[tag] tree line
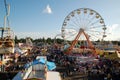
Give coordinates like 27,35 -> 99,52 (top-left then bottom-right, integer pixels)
14,36 -> 64,44
14,35 -> 120,46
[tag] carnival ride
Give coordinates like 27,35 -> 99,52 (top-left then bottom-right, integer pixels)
0,2 -> 14,54
61,8 -> 107,54
0,1 -> 15,71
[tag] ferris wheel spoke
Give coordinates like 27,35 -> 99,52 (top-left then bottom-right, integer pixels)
85,15 -> 97,28
86,13 -> 91,21
87,19 -> 101,28
78,13 -> 85,27
65,32 -> 77,36
64,28 -> 77,33
83,11 -> 91,28
82,13 -> 88,28
82,11 -> 85,26
84,14 -> 91,26
74,16 -> 82,27
67,23 -> 80,29
89,31 -> 103,37
88,25 -> 105,29
65,28 -> 78,32
87,30 -> 102,34
88,33 -> 102,40
64,29 -> 77,35
65,33 -> 77,40
87,32 -> 103,39
70,18 -> 82,28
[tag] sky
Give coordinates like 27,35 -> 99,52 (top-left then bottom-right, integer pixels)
0,0 -> 120,41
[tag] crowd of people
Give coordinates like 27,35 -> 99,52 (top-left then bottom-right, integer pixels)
47,47 -> 120,80
1,43 -> 120,80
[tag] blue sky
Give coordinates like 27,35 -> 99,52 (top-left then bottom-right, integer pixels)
0,0 -> 120,41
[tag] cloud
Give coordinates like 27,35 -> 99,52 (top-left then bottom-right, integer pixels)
107,24 -> 119,34
106,24 -> 120,40
43,4 -> 52,14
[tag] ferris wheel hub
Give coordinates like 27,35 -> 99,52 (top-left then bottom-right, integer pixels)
79,28 -> 84,32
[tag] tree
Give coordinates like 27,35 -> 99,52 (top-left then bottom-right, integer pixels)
15,35 -> 18,44
46,38 -> 52,44
19,38 -> 26,43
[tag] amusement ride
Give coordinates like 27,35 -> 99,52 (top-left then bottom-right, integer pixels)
0,0 -> 14,53
61,8 -> 107,54
0,0 -> 15,71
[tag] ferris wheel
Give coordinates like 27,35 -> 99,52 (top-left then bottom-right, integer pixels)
61,8 -> 107,54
